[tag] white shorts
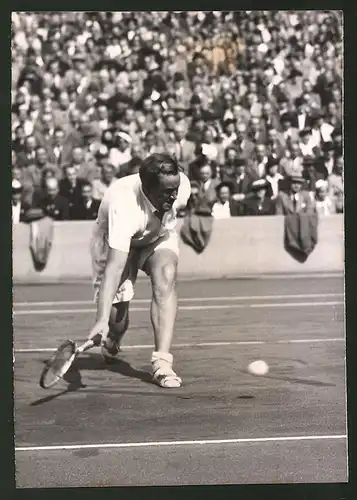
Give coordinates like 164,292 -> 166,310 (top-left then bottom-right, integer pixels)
91,229 -> 180,305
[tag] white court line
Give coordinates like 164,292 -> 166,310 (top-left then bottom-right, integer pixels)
14,338 -> 345,353
13,301 -> 343,316
13,293 -> 343,307
15,434 -> 347,452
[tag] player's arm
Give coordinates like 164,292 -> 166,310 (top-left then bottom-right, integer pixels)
95,248 -> 129,324
88,197 -> 136,341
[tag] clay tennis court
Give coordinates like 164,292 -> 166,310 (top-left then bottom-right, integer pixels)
13,274 -> 347,487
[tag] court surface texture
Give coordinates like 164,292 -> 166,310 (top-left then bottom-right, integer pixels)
13,275 -> 347,488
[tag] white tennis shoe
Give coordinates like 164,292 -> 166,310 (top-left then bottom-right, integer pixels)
151,351 -> 182,388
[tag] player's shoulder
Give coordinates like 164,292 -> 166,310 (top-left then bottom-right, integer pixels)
106,174 -> 140,200
179,171 -> 191,192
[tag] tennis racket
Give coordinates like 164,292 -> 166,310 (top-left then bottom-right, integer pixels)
39,334 -> 101,389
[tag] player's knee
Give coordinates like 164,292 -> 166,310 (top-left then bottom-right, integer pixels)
152,262 -> 177,300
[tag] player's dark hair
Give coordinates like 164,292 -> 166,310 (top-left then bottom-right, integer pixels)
139,153 -> 182,189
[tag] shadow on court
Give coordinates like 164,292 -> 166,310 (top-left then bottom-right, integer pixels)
30,354 -> 153,406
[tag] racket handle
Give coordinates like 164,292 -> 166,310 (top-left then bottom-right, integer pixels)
77,334 -> 102,353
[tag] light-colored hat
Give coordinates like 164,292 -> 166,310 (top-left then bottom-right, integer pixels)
116,131 -> 132,144
315,179 -> 328,190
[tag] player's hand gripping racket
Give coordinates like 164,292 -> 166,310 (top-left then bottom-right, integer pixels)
39,334 -> 101,389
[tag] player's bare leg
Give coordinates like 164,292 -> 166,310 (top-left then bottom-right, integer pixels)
144,248 -> 182,388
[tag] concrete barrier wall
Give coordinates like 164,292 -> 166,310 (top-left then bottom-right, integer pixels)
13,215 -> 344,282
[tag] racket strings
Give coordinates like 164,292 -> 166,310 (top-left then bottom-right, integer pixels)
42,342 -> 76,387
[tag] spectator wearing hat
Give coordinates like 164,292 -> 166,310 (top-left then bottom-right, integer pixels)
314,179 -> 336,216
276,175 -> 314,215
92,163 -> 116,201
108,131 -> 132,173
328,155 -> 343,213
241,179 -> 276,216
265,156 -> 284,199
32,177 -> 70,220
71,181 -> 101,221
212,182 -> 242,219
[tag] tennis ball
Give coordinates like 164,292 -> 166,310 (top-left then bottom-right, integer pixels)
247,360 -> 269,376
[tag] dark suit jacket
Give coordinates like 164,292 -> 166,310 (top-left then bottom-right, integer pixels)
229,199 -> 243,216
71,199 -> 101,220
47,142 -> 74,167
33,193 -> 70,221
198,178 -> 221,208
16,151 -> 37,168
242,197 -> 276,216
221,173 -> 257,195
276,190 -> 315,215
59,178 -> 86,217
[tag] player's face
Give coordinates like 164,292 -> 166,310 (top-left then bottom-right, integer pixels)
150,174 -> 181,212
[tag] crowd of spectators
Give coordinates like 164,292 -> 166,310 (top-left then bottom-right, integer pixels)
12,11 -> 343,224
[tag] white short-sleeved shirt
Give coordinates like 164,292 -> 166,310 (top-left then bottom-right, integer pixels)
94,172 -> 191,253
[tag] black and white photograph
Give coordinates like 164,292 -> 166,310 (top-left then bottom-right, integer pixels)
12,10 -> 346,488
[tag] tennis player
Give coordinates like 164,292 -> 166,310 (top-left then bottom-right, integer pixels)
88,153 -> 191,388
